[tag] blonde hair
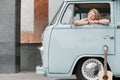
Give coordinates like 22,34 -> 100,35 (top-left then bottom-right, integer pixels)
88,8 -> 101,20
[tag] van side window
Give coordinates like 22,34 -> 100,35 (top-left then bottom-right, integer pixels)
61,3 -> 110,25
61,4 -> 74,24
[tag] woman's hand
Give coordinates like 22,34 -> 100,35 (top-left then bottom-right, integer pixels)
89,19 -> 110,25
74,19 -> 89,26
89,20 -> 99,24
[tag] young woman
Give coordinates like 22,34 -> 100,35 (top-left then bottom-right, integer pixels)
74,8 -> 110,26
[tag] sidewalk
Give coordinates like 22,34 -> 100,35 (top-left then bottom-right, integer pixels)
0,72 -> 76,80
0,72 -> 119,80
0,72 -> 52,80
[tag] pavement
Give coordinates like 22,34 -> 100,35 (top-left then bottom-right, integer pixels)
0,71 -> 120,80
0,71 -> 77,80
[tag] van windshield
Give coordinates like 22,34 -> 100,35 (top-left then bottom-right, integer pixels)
49,3 -> 63,25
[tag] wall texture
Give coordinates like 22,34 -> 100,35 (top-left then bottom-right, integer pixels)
34,0 -> 48,43
21,44 -> 42,71
20,0 -> 48,70
21,0 -> 34,43
0,0 -> 20,73
0,0 -> 63,73
21,0 -> 48,43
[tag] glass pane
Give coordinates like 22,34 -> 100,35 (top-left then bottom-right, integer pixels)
61,4 -> 74,24
74,3 -> 110,20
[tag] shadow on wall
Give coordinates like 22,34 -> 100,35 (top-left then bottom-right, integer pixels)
20,43 -> 42,71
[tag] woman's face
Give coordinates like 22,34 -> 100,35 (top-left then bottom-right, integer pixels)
88,11 -> 96,20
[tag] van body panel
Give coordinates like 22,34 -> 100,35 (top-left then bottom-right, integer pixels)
36,0 -> 120,78
49,24 -> 115,73
111,29 -> 120,75
42,27 -> 53,67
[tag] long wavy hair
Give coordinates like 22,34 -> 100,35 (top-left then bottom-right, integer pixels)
88,8 -> 101,20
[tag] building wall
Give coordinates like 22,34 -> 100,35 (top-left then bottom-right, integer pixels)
21,44 -> 42,71
20,0 -> 64,71
34,0 -> 48,43
21,0 -> 63,43
21,0 -> 48,43
21,0 -> 64,71
20,0 -> 48,70
0,0 -> 63,72
21,0 -> 34,43
0,0 -> 20,73
21,0 -> 34,32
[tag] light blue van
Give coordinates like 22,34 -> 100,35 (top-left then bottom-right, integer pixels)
36,0 -> 120,79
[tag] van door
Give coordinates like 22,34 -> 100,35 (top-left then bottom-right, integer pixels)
71,25 -> 115,55
48,2 -> 115,73
70,3 -> 115,55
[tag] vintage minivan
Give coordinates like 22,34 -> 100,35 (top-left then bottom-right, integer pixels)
36,0 -> 120,79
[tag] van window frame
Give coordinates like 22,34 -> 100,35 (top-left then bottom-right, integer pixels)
59,1 -> 114,27
49,2 -> 64,25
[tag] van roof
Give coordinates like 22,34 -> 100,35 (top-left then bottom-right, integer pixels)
64,0 -> 114,2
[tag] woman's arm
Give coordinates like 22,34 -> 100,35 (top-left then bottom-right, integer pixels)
74,18 -> 89,26
89,19 -> 110,25
99,19 -> 110,25
74,18 -> 110,26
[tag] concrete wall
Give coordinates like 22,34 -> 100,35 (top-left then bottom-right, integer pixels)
20,0 -> 47,70
34,0 -> 48,43
0,0 -> 64,73
20,0 -> 64,71
21,0 -> 34,31
0,0 -> 20,73
21,44 -> 42,71
21,0 -> 35,43
21,0 -> 48,43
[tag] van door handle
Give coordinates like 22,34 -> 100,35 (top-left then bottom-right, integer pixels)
104,35 -> 114,40
117,25 -> 120,29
